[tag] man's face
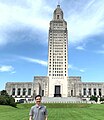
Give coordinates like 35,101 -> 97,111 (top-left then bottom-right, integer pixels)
35,96 -> 41,105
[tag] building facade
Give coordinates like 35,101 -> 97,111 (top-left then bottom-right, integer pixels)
48,5 -> 68,97
5,5 -> 104,102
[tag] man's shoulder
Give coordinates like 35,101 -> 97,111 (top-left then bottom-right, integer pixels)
41,105 -> 47,109
31,105 -> 36,110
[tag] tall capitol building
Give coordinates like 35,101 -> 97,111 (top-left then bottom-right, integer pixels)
6,5 -> 104,102
48,5 -> 68,97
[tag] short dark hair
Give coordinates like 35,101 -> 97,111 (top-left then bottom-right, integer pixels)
35,95 -> 42,100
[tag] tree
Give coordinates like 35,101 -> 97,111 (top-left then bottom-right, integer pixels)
0,90 -> 16,107
0,90 -> 8,96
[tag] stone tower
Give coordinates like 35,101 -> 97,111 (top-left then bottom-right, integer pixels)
48,5 -> 68,97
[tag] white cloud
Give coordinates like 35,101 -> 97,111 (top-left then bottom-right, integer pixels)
68,0 -> 104,44
0,0 -> 104,46
19,56 -> 47,67
0,65 -> 15,73
76,46 -> 85,50
79,69 -> 85,73
68,64 -> 85,73
0,0 -> 50,46
19,56 -> 85,72
11,71 -> 16,74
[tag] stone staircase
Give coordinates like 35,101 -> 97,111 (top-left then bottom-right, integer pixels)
41,97 -> 83,103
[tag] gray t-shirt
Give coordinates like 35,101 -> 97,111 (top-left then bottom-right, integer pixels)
29,105 -> 48,120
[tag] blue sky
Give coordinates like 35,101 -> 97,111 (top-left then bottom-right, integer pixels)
0,0 -> 104,90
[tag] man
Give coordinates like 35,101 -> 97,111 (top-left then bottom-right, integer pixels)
29,95 -> 48,120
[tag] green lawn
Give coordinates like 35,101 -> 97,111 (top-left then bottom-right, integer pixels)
0,103 -> 104,120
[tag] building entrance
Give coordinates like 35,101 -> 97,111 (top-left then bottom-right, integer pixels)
54,85 -> 61,97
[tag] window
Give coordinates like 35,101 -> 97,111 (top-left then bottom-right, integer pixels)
12,88 -> 15,95
99,89 -> 101,96
17,88 -> 21,96
57,15 -> 59,19
42,90 -> 44,96
94,88 -> 96,96
23,88 -> 26,95
88,88 -> 91,95
83,88 -> 86,95
71,90 -> 73,96
28,88 -> 31,95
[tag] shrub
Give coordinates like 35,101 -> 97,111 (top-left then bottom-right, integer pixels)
100,97 -> 104,102
0,90 -> 17,107
90,95 -> 98,102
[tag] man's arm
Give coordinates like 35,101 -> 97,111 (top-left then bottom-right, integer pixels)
44,106 -> 48,120
45,115 -> 48,120
29,106 -> 33,120
29,115 -> 32,120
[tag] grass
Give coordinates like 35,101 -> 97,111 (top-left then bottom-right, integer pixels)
0,103 -> 104,120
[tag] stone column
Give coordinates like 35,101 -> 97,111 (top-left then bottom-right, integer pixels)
96,88 -> 99,96
91,88 -> 93,96
81,88 -> 83,96
21,88 -> 23,96
86,88 -> 89,96
15,88 -> 17,96
102,85 -> 104,97
25,87 -> 28,96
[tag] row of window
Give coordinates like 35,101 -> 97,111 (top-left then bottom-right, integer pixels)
49,33 -> 67,35
49,67 -> 66,70
52,53 -> 63,55
50,35 -> 66,38
83,88 -> 102,96
50,50 -> 66,53
49,40 -> 67,43
53,59 -> 63,61
50,40 -> 66,43
51,45 -> 63,47
49,68 -> 67,71
49,74 -> 66,76
51,57 -> 66,61
12,88 -> 31,96
49,71 -> 66,73
49,61 -> 66,64
51,54 -> 66,58
50,45 -> 66,47
53,27 -> 66,30
50,41 -> 67,43
49,47 -> 66,50
50,50 -> 63,52
53,68 -> 63,70
49,65 -> 63,67
53,23 -> 63,26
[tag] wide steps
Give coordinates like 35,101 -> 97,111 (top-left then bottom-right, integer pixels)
41,97 -> 83,103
